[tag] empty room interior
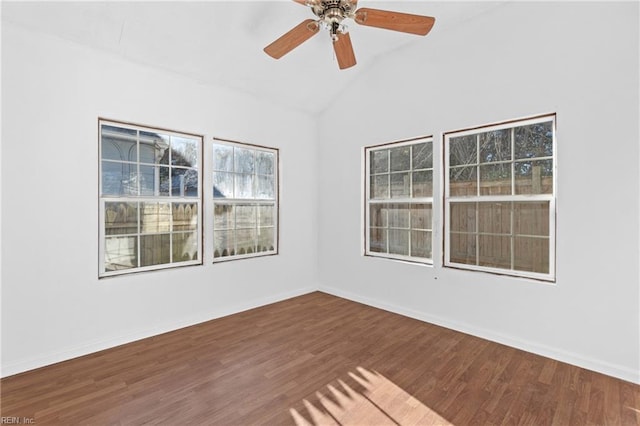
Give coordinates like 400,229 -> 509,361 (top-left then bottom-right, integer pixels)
1,1 -> 639,424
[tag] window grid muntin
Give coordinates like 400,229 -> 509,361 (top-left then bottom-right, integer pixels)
101,201 -> 201,271
212,140 -> 278,262
102,200 -> 198,269
99,120 -> 202,277
369,200 -> 433,257
448,136 -> 553,198
448,199 -> 551,272
365,137 -> 433,263
444,114 -> 556,281
212,200 -> 276,256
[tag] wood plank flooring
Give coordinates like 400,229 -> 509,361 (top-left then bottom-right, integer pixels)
2,292 -> 639,425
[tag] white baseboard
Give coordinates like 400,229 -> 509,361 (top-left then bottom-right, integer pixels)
1,286 -> 316,378
319,284 -> 640,385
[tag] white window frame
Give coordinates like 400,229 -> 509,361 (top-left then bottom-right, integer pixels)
443,114 -> 556,281
99,119 -> 203,277
212,138 -> 279,262
364,136 -> 434,264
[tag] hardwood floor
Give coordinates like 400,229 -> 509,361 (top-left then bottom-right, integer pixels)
2,292 -> 639,425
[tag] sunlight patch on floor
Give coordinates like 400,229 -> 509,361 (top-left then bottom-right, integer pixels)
290,366 -> 453,426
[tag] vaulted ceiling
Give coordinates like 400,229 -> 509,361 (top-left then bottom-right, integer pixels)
3,1 -> 507,114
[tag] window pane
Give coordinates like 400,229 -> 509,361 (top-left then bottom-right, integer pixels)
257,227 -> 275,252
515,121 -> 553,159
514,237 -> 549,273
479,129 -> 511,163
100,121 -> 202,275
411,230 -> 432,258
140,165 -> 156,197
105,202 -> 138,235
235,173 -> 254,199
214,204 -> 234,230
139,132 -> 169,165
371,150 -> 389,174
478,202 -> 511,234
514,202 -> 550,236
235,147 -> 255,174
256,151 -> 274,175
214,230 -> 235,257
412,142 -> 433,169
213,144 -> 234,172
101,125 -> 137,162
410,204 -> 432,230
102,161 -> 137,196
172,203 -> 198,231
390,173 -> 410,198
412,170 -> 433,197
450,202 -> 477,233
139,144 -> 160,165
171,136 -> 198,168
370,175 -> 389,199
172,168 -> 199,197
479,163 -> 512,196
478,235 -> 511,269
173,232 -> 198,262
213,172 -> 233,198
159,167 -> 171,196
449,135 -> 476,166
212,142 -> 277,262
449,166 -> 477,196
388,229 -> 409,255
450,233 -> 476,265
105,236 -> 137,271
140,165 -> 170,197
514,159 -> 553,194
235,205 -> 256,228
141,202 -> 171,233
367,139 -> 432,262
388,204 -> 410,228
236,229 -> 257,254
369,228 -> 387,253
140,234 -> 170,266
258,205 -> 275,227
370,204 -> 388,227
445,116 -> 555,279
390,146 -> 410,172
256,175 -> 275,199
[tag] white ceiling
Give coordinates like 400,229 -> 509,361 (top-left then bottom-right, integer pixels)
2,1 -> 507,114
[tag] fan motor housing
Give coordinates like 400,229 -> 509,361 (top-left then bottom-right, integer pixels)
312,0 -> 356,24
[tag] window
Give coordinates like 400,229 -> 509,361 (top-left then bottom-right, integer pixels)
444,114 -> 556,281
99,120 -> 202,276
365,137 -> 434,263
212,139 -> 278,261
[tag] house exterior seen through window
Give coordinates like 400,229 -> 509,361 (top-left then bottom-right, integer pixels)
444,114 -> 556,281
213,139 -> 278,261
99,120 -> 203,277
365,137 -> 434,263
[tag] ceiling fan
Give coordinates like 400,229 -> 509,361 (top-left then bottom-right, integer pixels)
264,0 -> 435,70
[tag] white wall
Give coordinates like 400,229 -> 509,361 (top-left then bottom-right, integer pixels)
1,23 -> 319,376
317,2 -> 640,383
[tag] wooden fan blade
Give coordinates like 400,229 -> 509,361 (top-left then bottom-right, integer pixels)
333,32 -> 356,70
354,8 -> 435,36
264,19 -> 320,59
292,0 -> 307,5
